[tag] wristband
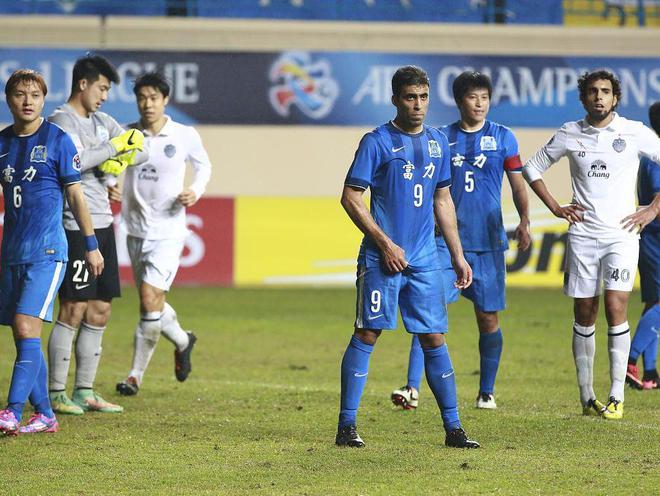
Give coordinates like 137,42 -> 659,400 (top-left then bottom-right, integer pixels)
84,235 -> 99,252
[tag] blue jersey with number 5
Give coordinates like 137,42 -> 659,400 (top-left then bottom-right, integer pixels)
345,122 -> 451,271
0,120 -> 81,265
439,120 -> 522,252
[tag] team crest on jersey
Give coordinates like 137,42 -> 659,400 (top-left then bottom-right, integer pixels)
2,164 -> 15,183
30,145 -> 47,163
428,140 -> 442,158
72,154 -> 81,172
96,126 -> 110,141
480,136 -> 497,151
402,161 -> 415,180
164,144 -> 176,158
612,138 -> 626,153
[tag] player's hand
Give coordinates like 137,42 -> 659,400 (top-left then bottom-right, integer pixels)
621,204 -> 660,233
85,249 -> 104,278
107,184 -> 121,203
110,129 -> 144,154
98,151 -> 137,176
452,256 -> 472,289
514,220 -> 532,251
177,188 -> 198,207
553,203 -> 586,225
381,241 -> 408,273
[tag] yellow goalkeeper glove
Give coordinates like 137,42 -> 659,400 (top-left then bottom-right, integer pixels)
110,129 -> 144,154
97,151 -> 137,176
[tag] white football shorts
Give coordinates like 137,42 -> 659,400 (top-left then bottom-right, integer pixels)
127,235 -> 186,291
564,235 -> 639,297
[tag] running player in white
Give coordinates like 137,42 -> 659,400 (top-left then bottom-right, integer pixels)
523,70 -> 660,420
47,54 -> 147,415
115,72 -> 211,396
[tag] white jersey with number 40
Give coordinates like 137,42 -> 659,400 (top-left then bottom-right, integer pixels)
523,113 -> 660,240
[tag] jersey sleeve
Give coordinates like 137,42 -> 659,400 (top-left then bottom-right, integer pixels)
57,132 -> 82,185
522,126 -> 568,183
502,128 -> 522,172
344,133 -> 380,190
185,126 -> 212,200
436,134 -> 451,189
637,123 -> 660,164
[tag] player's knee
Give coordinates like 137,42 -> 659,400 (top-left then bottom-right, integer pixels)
476,311 -> 499,333
418,333 -> 445,348
139,285 -> 165,313
85,300 -> 112,327
57,300 -> 88,328
354,328 -> 380,345
12,315 -> 40,339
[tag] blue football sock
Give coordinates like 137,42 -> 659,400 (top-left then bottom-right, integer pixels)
423,343 -> 461,432
630,305 -> 660,364
338,335 -> 374,429
6,338 -> 42,421
407,335 -> 424,391
479,329 -> 503,394
28,350 -> 54,418
640,307 -> 660,372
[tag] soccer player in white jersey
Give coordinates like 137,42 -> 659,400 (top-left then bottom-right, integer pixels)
47,55 -> 147,416
115,72 -> 211,396
523,70 -> 660,420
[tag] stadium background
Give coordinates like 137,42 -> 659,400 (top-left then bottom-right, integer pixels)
0,0 -> 658,288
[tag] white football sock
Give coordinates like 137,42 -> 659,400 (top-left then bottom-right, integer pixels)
572,322 -> 596,406
160,303 -> 189,352
48,320 -> 78,392
74,322 -> 105,390
608,322 -> 630,403
128,312 -> 162,384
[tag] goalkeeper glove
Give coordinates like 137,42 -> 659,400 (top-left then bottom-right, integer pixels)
110,129 -> 144,154
97,151 -> 137,176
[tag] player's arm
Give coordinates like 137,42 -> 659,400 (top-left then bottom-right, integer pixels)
434,186 -> 472,289
523,129 -> 585,225
178,128 -> 212,207
64,182 -> 104,278
340,185 -> 407,273
506,171 -> 531,250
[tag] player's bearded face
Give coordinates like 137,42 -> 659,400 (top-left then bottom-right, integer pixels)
392,84 -> 429,132
584,79 -> 617,122
7,81 -> 45,125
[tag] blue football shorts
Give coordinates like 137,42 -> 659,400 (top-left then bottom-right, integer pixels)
354,265 -> 448,334
639,230 -> 660,303
437,243 -> 506,312
0,260 -> 66,326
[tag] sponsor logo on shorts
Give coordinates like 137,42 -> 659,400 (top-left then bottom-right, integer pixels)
441,370 -> 454,379
367,314 -> 383,320
353,372 -> 368,377
75,283 -> 91,290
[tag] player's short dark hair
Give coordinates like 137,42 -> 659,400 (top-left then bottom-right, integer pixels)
452,71 -> 492,105
391,66 -> 430,98
577,70 -> 621,108
71,54 -> 119,94
133,72 -> 170,98
5,69 -> 47,97
649,101 -> 660,136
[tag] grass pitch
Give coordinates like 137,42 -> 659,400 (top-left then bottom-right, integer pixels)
0,287 -> 658,495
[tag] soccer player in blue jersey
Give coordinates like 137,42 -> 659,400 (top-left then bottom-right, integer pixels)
626,101 -> 660,390
391,71 -> 531,411
336,66 -> 479,449
0,70 -> 103,435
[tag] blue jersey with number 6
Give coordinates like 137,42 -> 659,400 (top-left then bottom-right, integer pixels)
0,120 -> 81,266
438,120 -> 522,252
345,122 -> 451,271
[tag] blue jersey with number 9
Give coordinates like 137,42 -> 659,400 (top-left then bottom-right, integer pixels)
345,122 -> 451,271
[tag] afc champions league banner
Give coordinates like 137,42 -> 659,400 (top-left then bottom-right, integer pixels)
0,48 -> 658,127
